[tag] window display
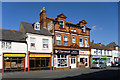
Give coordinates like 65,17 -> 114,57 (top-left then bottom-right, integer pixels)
57,55 -> 67,67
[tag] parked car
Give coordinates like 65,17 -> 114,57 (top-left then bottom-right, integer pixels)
111,62 -> 120,67
91,62 -> 106,69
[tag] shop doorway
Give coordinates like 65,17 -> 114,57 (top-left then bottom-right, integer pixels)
71,56 -> 76,68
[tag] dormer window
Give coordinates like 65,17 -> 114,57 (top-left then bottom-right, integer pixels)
60,20 -> 64,28
82,25 -> 85,32
34,22 -> 40,30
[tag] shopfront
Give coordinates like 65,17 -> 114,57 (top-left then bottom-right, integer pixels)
78,51 -> 90,68
28,53 -> 52,71
70,50 -> 79,68
3,53 -> 26,72
53,49 -> 70,69
106,56 -> 112,66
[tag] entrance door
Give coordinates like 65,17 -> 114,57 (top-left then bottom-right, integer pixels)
71,56 -> 76,68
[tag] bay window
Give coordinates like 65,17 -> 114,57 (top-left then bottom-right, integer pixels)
64,36 -> 68,46
43,39 -> 49,49
57,55 -> 68,67
85,39 -> 89,47
56,35 -> 61,45
79,38 -> 83,47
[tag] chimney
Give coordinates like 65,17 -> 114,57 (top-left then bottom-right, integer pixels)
92,40 -> 94,44
40,7 -> 47,28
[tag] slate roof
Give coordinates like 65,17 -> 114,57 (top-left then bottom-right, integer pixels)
91,43 -> 110,50
20,22 -> 52,36
106,42 -> 119,48
0,29 -> 26,42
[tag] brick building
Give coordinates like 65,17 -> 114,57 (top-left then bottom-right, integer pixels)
40,7 -> 91,69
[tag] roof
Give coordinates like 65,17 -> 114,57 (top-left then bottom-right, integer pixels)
20,22 -> 52,36
106,42 -> 119,48
91,43 -> 111,50
0,28 -> 26,42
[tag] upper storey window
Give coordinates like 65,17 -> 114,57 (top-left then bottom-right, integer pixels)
60,20 -> 64,28
56,35 -> 61,45
34,22 -> 40,30
82,25 -> 85,32
1,41 -> 11,49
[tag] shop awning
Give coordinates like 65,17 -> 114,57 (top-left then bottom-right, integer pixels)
4,54 -> 25,57
30,54 -> 51,57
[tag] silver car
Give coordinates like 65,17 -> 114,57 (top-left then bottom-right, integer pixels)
92,62 -> 106,69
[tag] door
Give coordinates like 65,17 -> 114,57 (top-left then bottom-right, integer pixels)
71,56 -> 76,68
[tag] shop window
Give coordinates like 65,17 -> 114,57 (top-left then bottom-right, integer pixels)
57,55 -> 67,67
72,37 -> 76,43
43,39 -> 49,49
30,37 -> 36,49
79,38 -> 83,47
85,39 -> 89,47
60,20 -> 64,28
56,35 -> 61,45
80,58 -> 85,64
64,36 -> 68,46
4,57 -> 24,70
1,41 -> 11,49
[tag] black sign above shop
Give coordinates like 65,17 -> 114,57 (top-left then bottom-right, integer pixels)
54,49 -> 79,55
54,49 -> 71,54
70,50 -> 79,55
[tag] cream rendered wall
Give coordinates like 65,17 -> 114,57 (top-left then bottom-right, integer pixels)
26,33 -> 53,53
0,41 -> 27,69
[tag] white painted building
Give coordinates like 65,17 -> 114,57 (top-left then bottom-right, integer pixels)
91,40 -> 112,66
0,29 -> 27,73
20,21 -> 53,71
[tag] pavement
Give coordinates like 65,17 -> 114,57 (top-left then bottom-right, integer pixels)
1,67 -> 120,80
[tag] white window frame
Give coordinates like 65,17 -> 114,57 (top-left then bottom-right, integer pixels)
57,55 -> 68,67
42,39 -> 49,49
30,37 -> 36,49
79,38 -> 83,47
34,23 -> 40,30
85,38 -> 89,47
82,25 -> 85,32
72,36 -> 76,43
1,41 -> 11,49
64,36 -> 68,46
60,20 -> 64,28
56,35 -> 61,45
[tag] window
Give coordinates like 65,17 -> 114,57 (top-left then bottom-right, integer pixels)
72,37 -> 76,43
57,55 -> 67,67
43,39 -> 49,49
96,49 -> 98,55
74,29 -> 76,32
100,50 -> 102,55
85,39 -> 89,47
82,25 -> 85,32
79,38 -> 83,47
56,35 -> 61,45
104,50 -> 106,55
71,29 -> 73,32
60,20 -> 64,28
1,41 -> 11,49
34,23 -> 40,30
64,36 -> 68,46
30,37 -> 35,49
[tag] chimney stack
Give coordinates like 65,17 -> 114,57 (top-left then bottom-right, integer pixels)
92,40 -> 94,44
40,7 -> 47,28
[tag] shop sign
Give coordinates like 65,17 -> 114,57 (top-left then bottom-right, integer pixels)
30,54 -> 51,57
71,50 -> 79,55
54,49 -> 71,54
4,54 -> 25,57
79,51 -> 90,54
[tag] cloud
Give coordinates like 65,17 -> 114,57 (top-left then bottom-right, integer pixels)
91,26 -> 103,31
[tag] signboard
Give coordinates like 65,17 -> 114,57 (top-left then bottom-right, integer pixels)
54,49 -> 71,54
71,50 -> 79,55
79,51 -> 90,55
30,54 -> 51,57
4,54 -> 25,57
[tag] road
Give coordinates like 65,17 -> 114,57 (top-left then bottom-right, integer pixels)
2,67 -> 120,80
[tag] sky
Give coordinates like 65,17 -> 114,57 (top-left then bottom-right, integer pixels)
2,2 -> 118,45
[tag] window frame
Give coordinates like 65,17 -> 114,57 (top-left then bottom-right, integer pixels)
30,37 -> 36,49
60,20 -> 64,28
82,25 -> 85,33
1,41 -> 11,49
34,23 -> 40,30
42,39 -> 49,49
85,38 -> 89,47
57,55 -> 68,67
72,36 -> 76,43
64,36 -> 68,46
56,35 -> 61,45
79,38 -> 83,47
